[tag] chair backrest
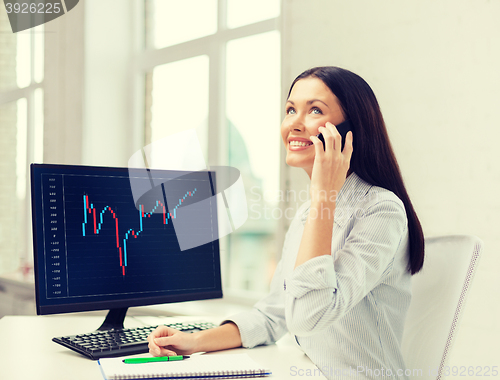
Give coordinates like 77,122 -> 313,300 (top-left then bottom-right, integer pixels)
401,235 -> 482,380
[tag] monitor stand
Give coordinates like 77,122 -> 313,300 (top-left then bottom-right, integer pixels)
97,307 -> 129,331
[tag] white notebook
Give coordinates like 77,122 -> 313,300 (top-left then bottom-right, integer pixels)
98,353 -> 272,380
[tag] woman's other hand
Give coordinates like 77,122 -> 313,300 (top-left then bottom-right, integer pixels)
148,322 -> 242,357
147,326 -> 198,357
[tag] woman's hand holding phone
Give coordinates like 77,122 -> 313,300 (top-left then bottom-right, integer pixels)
294,122 -> 353,269
309,121 -> 354,205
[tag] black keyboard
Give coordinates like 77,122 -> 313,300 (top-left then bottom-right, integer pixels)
53,321 -> 217,360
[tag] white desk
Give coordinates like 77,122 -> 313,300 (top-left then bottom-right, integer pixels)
0,315 -> 326,379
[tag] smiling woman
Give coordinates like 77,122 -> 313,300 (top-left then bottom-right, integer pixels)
147,66 -> 425,380
281,77 -> 346,177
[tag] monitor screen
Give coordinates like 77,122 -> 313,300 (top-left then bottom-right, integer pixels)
31,163 -> 222,316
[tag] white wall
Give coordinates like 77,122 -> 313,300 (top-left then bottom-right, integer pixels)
43,1 -> 84,165
82,0 -> 136,167
44,0 -> 138,167
282,0 -> 500,368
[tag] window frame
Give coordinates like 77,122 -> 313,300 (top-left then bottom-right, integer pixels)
0,27 -> 44,271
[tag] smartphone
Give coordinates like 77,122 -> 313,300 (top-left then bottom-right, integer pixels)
316,119 -> 352,151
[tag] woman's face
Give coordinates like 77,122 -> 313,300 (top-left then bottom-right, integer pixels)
281,77 -> 345,177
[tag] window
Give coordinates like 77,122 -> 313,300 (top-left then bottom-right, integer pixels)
0,12 -> 44,275
139,0 -> 281,297
225,31 -> 281,293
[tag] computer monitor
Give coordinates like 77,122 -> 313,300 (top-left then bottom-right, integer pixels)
30,163 -> 222,330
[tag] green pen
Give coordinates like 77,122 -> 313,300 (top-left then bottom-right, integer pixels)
123,355 -> 190,364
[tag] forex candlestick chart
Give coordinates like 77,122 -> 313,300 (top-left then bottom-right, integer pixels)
82,189 -> 197,276
35,167 -> 219,303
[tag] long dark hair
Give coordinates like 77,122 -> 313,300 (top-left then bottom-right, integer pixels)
289,66 -> 424,275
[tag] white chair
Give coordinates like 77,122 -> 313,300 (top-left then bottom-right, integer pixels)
401,235 -> 483,380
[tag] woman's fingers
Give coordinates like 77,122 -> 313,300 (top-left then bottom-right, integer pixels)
148,336 -> 177,357
147,325 -> 198,357
149,344 -> 177,357
320,122 -> 342,152
148,338 -> 166,356
154,336 -> 174,346
309,134 -> 324,157
317,126 -> 333,153
148,326 -> 175,342
147,326 -> 179,356
156,347 -> 177,357
343,131 -> 354,158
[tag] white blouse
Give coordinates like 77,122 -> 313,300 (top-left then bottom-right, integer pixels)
225,172 -> 412,379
